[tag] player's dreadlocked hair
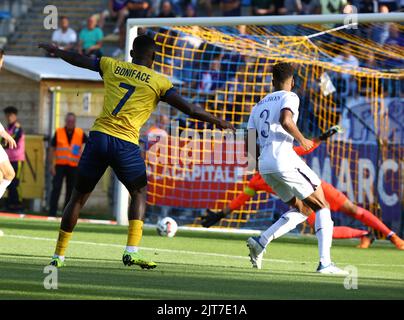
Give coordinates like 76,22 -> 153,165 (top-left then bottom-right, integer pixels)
0,49 -> 4,59
272,62 -> 295,84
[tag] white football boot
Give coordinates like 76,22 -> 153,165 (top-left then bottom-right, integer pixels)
316,262 -> 349,275
246,236 -> 265,269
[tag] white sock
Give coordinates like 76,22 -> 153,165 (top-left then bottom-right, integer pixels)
315,208 -> 333,266
259,209 -> 308,247
125,246 -> 138,253
53,254 -> 65,262
0,179 -> 12,199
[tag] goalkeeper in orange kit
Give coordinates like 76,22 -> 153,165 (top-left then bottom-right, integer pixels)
202,126 -> 404,250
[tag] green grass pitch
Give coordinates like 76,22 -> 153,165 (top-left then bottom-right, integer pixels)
0,217 -> 403,300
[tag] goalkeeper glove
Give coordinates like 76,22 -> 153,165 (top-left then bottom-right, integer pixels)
201,209 -> 226,228
319,125 -> 344,141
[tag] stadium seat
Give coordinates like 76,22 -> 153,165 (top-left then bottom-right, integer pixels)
0,11 -> 11,19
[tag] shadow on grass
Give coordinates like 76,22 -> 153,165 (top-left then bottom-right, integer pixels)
1,260 -> 403,300
1,218 -> 395,249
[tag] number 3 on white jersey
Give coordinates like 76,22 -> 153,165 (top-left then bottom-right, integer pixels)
260,109 -> 270,138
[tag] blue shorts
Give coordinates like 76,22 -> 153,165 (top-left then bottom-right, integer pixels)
76,131 -> 146,193
113,0 -> 127,12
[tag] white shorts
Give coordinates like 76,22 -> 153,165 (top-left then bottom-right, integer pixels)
0,146 -> 9,163
261,162 -> 321,202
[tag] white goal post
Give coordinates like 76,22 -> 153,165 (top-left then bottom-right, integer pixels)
114,12 -> 404,225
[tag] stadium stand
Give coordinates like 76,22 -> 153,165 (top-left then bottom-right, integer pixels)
5,0 -> 106,56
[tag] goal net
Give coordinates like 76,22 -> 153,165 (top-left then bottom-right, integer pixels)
126,15 -> 403,235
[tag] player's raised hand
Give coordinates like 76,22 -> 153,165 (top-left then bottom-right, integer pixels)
38,42 -> 58,55
299,137 -> 314,151
0,131 -> 17,149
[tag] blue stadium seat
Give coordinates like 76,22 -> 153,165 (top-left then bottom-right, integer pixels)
0,11 -> 11,19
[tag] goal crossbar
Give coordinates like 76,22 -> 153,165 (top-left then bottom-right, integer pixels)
126,13 -> 404,28
124,13 -> 404,62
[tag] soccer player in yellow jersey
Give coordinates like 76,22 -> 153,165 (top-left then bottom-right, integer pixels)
39,35 -> 233,269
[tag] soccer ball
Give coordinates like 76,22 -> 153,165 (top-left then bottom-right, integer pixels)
156,217 -> 178,238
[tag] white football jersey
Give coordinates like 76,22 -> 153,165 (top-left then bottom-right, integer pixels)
247,90 -> 304,173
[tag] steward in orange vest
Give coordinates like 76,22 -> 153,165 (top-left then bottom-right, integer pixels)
54,127 -> 84,167
48,113 -> 88,216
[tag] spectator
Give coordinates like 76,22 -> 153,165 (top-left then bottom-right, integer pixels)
78,16 -> 104,58
199,55 -> 222,93
183,3 -> 197,16
182,0 -> 212,16
370,5 -> 391,45
274,0 -> 288,14
378,0 -> 400,11
308,0 -> 347,14
300,0 -> 312,13
220,0 -> 242,16
99,0 -> 129,34
48,113 -> 88,217
158,0 -> 177,17
285,0 -> 303,14
126,0 -> 152,18
197,0 -> 213,16
170,0 -> 184,15
252,0 -> 288,15
358,0 -> 377,13
384,24 -> 404,68
51,16 -> 77,51
2,107 -> 25,212
342,3 -> 355,13
385,23 -> 404,47
252,0 -> 275,15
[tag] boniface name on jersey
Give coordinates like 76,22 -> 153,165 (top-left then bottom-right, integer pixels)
114,66 -> 151,83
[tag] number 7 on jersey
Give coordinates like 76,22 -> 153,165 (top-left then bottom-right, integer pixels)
112,82 -> 136,116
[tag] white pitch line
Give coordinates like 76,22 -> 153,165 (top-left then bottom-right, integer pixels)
3,234 -> 281,262
2,234 -> 403,268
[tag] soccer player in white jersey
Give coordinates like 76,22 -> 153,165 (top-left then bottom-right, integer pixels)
246,62 -> 347,275
0,50 -> 18,208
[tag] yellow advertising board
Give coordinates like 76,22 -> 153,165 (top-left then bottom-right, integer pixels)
20,135 -> 45,199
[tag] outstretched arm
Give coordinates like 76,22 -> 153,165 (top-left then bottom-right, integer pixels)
164,91 -> 234,130
38,43 -> 99,72
293,125 -> 344,156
